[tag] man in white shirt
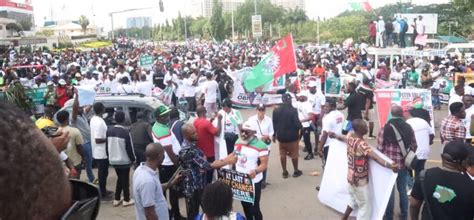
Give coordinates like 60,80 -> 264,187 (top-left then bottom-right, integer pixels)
182,72 -> 198,112
406,109 -> 434,177
297,91 -> 316,160
248,103 -> 274,188
318,98 -> 345,162
201,72 -> 219,116
135,74 -> 153,96
462,95 -> 474,143
448,85 -> 464,114
89,102 -> 111,201
376,16 -> 385,48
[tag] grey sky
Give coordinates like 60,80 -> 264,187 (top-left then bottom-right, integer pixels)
31,0 -> 449,30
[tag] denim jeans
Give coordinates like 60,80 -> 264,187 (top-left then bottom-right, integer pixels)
385,168 -> 408,220
83,142 -> 95,182
95,159 -> 109,196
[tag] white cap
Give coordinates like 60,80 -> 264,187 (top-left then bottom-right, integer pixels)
47,81 -> 54,86
242,121 -> 257,132
58,79 -> 66,85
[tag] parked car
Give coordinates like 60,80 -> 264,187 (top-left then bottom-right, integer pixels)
57,94 -> 187,126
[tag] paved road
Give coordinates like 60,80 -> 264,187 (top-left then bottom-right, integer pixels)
95,106 -> 447,220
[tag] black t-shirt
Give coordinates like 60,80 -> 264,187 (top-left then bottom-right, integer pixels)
357,86 -> 374,110
345,92 -> 364,121
272,105 -> 302,143
153,72 -> 165,89
411,167 -> 474,220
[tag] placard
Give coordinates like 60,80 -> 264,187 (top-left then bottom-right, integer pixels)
218,169 -> 255,204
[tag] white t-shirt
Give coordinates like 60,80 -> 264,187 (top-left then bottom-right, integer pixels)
203,80 -> 219,104
297,101 -> 313,128
407,117 -> 434,160
90,115 -> 108,159
463,105 -> 474,139
321,110 -> 345,148
116,84 -> 135,94
136,81 -> 153,96
308,91 -> 326,115
248,115 -> 274,150
219,109 -> 243,134
235,139 -> 269,183
182,78 -> 196,97
416,20 -> 425,34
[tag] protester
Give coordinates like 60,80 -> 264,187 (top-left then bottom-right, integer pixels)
194,106 -> 223,184
330,119 -> 397,220
357,77 -> 376,139
219,98 -> 243,155
133,143 -> 181,220
130,110 -> 153,165
462,95 -> 474,144
406,108 -> 434,178
56,110 -> 85,179
231,121 -> 268,220
248,103 -> 274,187
377,104 -> 418,220
296,91 -> 315,160
441,102 -> 466,148
179,123 -> 237,219
0,102 -> 74,219
70,89 -> 95,182
151,105 -> 184,220
410,141 -> 474,220
106,111 -> 136,207
465,147 -> 474,180
201,72 -> 219,116
196,181 -> 246,220
273,93 -> 303,178
90,102 -> 112,200
338,82 -> 363,134
318,98 -> 345,161
169,107 -> 185,145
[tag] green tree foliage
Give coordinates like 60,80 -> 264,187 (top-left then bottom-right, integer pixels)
209,0 -> 225,41
234,0 -> 285,36
79,15 -> 90,33
453,0 -> 474,12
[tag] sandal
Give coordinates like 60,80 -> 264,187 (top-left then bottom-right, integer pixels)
282,171 -> 289,179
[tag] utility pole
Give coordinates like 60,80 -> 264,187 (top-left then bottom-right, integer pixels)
254,0 -> 257,15
231,8 -> 235,42
184,18 -> 188,41
317,16 -> 320,45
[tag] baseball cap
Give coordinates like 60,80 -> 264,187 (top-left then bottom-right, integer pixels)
256,103 -> 266,111
58,79 -> 67,85
154,105 -> 171,117
242,121 -> 257,132
443,141 -> 469,163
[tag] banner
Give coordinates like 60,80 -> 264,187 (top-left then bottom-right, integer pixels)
318,140 -> 397,220
152,87 -> 173,106
375,89 -> 434,128
401,49 -> 446,57
375,79 -> 398,89
218,169 -> 255,204
231,68 -> 284,107
454,73 -> 474,85
139,55 -> 154,70
325,76 -> 342,97
439,76 -> 453,103
27,87 -> 47,113
76,85 -> 96,107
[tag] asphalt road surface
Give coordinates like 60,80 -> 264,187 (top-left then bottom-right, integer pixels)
95,105 -> 447,220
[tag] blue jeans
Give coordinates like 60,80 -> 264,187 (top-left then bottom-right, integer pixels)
83,142 -> 95,182
385,168 -> 408,220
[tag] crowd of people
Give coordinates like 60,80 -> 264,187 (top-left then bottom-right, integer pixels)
0,35 -> 474,220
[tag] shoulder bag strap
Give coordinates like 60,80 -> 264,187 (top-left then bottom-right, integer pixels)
256,118 -> 264,135
419,169 -> 433,219
389,123 -> 408,157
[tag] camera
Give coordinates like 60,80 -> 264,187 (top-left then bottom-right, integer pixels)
41,126 -> 59,138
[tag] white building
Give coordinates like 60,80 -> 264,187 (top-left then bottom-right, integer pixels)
194,0 -> 305,17
271,0 -> 305,11
41,22 -> 98,37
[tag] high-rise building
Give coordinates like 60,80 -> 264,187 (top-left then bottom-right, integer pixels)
195,0 -> 305,17
126,17 -> 152,29
200,0 -> 245,18
0,0 -> 34,26
271,0 -> 305,11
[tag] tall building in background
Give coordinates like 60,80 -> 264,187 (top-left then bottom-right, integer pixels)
201,0 -> 245,17
126,17 -> 152,29
196,0 -> 305,17
0,0 -> 34,25
271,0 -> 305,11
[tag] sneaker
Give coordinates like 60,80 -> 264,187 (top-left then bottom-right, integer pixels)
367,136 -> 376,140
123,199 -> 135,207
113,199 -> 123,207
304,153 -> 314,160
282,171 -> 289,179
106,190 -> 114,197
92,178 -> 99,185
293,170 -> 303,178
407,189 -> 412,196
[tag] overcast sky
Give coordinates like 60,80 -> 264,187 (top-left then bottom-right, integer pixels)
31,0 -> 449,30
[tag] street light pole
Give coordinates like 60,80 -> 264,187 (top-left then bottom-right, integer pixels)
317,16 -> 320,45
254,0 -> 257,15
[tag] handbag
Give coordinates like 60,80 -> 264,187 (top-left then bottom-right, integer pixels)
389,124 -> 418,170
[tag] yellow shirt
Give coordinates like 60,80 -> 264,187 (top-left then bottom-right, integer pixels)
61,126 -> 84,166
35,117 -> 55,129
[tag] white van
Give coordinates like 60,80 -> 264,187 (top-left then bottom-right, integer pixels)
444,43 -> 474,58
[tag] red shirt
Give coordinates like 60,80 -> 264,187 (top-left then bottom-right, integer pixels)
369,23 -> 376,37
194,118 -> 218,158
56,86 -> 69,107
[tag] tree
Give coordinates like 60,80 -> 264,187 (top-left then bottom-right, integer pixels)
78,15 -> 90,34
234,0 -> 285,38
453,0 -> 474,12
19,20 -> 33,31
209,0 -> 225,41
